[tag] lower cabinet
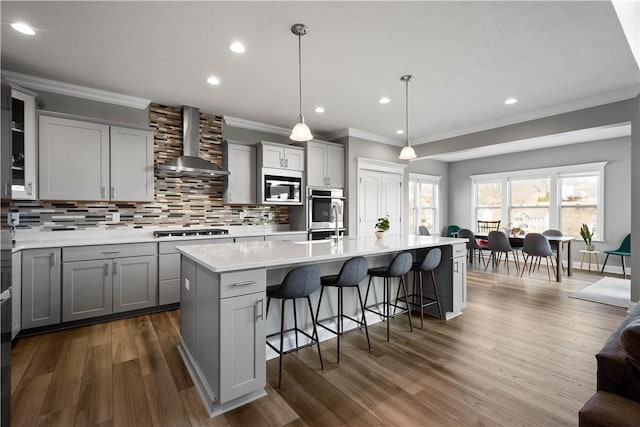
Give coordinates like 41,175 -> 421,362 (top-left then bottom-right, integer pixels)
180,259 -> 266,409
452,243 -> 467,314
22,248 -> 61,329
61,243 -> 157,322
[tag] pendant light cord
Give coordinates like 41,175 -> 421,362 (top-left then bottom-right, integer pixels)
298,33 -> 303,120
405,77 -> 409,145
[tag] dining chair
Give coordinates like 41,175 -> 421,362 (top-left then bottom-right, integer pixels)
477,220 -> 501,234
543,229 -> 565,272
520,233 -> 556,280
485,230 -> 520,275
601,234 -> 631,278
446,225 -> 460,237
457,228 -> 486,265
418,225 -> 430,236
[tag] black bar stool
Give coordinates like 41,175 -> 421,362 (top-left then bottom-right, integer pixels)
363,251 -> 413,342
400,247 -> 443,328
315,256 -> 371,363
265,265 -> 323,388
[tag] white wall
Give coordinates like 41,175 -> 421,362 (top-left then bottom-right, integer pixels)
448,137 -> 631,269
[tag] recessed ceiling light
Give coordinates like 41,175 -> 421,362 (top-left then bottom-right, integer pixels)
379,97 -> 391,104
396,129 -> 404,135
230,42 -> 245,53
206,76 -> 221,85
314,106 -> 325,113
11,22 -> 35,35
505,98 -> 518,105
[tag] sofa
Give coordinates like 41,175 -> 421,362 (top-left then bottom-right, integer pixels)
579,303 -> 640,426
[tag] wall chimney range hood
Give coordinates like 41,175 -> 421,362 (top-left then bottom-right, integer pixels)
155,106 -> 230,177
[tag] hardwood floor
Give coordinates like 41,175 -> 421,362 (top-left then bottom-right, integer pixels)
11,265 -> 627,426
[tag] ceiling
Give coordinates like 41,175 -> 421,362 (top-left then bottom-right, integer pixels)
1,1 -> 638,150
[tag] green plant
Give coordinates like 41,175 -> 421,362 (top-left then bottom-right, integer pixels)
580,223 -> 594,246
375,216 -> 390,232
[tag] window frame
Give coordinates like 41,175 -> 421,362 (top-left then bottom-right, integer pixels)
471,162 -> 606,241
408,173 -> 440,235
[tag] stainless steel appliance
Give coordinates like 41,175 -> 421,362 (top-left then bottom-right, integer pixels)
0,78 -> 12,427
308,188 -> 345,240
261,169 -> 302,205
153,228 -> 229,238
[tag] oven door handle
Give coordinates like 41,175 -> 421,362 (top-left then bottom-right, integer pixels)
309,195 -> 346,200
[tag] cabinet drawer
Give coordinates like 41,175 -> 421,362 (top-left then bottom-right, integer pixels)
159,278 -> 180,305
63,242 -> 156,262
452,244 -> 466,257
220,269 -> 266,299
159,253 -> 180,280
158,237 -> 234,254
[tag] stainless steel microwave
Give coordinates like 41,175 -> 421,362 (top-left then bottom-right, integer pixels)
259,168 -> 303,205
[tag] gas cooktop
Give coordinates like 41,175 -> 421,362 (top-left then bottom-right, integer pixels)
153,228 -> 229,238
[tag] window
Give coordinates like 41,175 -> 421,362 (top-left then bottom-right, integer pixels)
471,162 -> 605,239
408,173 -> 440,234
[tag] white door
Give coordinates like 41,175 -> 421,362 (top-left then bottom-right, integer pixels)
359,170 -> 381,234
381,173 -> 403,231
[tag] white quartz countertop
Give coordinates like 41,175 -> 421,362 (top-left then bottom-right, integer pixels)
11,226 -> 308,252
178,234 -> 467,273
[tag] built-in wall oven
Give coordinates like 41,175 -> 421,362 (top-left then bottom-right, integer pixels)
308,188 -> 345,240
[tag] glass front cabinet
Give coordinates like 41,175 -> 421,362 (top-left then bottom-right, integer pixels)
11,88 -> 38,200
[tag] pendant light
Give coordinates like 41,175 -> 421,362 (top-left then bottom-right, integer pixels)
398,74 -> 417,160
289,23 -> 313,141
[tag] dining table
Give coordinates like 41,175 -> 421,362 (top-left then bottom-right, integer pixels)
475,233 -> 576,282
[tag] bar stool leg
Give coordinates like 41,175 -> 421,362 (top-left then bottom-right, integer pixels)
293,299 -> 299,350
385,277 -> 390,342
337,287 -> 342,363
278,299 -> 285,388
431,270 -> 443,320
314,285 -> 325,326
400,275 -> 413,332
418,270 -> 424,329
356,286 -> 371,352
306,296 -> 323,370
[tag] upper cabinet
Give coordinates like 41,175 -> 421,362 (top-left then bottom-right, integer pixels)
306,140 -> 344,188
223,142 -> 256,204
38,115 -> 154,202
11,88 -> 38,200
258,141 -> 304,171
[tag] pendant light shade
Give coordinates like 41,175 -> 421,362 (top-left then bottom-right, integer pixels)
398,74 -> 417,160
290,23 -> 313,142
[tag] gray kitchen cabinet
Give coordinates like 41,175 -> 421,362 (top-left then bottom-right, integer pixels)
62,243 -> 157,321
158,238 -> 233,305
223,142 -> 256,204
11,251 -> 21,338
22,248 -> 61,329
11,88 -> 38,200
39,114 -> 154,201
110,126 -> 154,202
306,140 -> 344,188
62,259 -> 113,321
258,141 -> 304,171
180,260 -> 266,409
451,244 -> 467,314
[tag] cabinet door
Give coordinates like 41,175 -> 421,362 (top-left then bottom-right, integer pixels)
180,257 -> 197,356
110,126 -> 154,202
326,144 -> 344,188
306,142 -> 326,187
381,173 -> 403,228
11,90 -> 37,200
62,259 -> 113,322
359,170 -> 381,233
12,252 -> 22,338
452,255 -> 467,313
39,115 -> 110,200
219,292 -> 266,404
22,248 -> 61,329
262,145 -> 284,169
112,255 -> 157,313
224,144 -> 256,204
284,147 -> 304,171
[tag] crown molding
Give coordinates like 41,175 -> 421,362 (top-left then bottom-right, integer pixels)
223,115 -> 291,137
325,127 -> 402,146
1,70 -> 151,110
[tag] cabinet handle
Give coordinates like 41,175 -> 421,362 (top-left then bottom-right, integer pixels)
279,159 -> 283,168
454,261 -> 459,274
50,253 -> 57,267
286,159 -> 289,168
101,251 -> 120,255
101,187 -> 106,199
111,186 -> 117,199
232,280 -> 257,287
26,182 -> 32,195
4,182 -> 9,197
104,263 -> 109,276
255,298 -> 264,321
113,262 -> 118,275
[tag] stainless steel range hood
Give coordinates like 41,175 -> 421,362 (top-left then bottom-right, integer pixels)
155,106 -> 229,176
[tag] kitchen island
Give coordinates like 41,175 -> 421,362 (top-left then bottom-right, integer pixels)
177,234 -> 467,416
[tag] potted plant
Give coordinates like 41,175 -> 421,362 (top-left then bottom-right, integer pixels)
375,216 -> 390,239
512,227 -> 522,237
580,223 -> 595,251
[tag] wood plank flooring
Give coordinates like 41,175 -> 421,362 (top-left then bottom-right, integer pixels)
11,265 -> 627,426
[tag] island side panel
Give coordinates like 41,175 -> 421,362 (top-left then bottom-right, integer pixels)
195,264 -> 221,403
181,257 -> 197,356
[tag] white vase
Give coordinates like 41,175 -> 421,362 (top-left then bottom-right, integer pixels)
375,230 -> 385,239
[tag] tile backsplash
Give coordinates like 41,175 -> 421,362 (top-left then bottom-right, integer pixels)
11,103 -> 288,232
